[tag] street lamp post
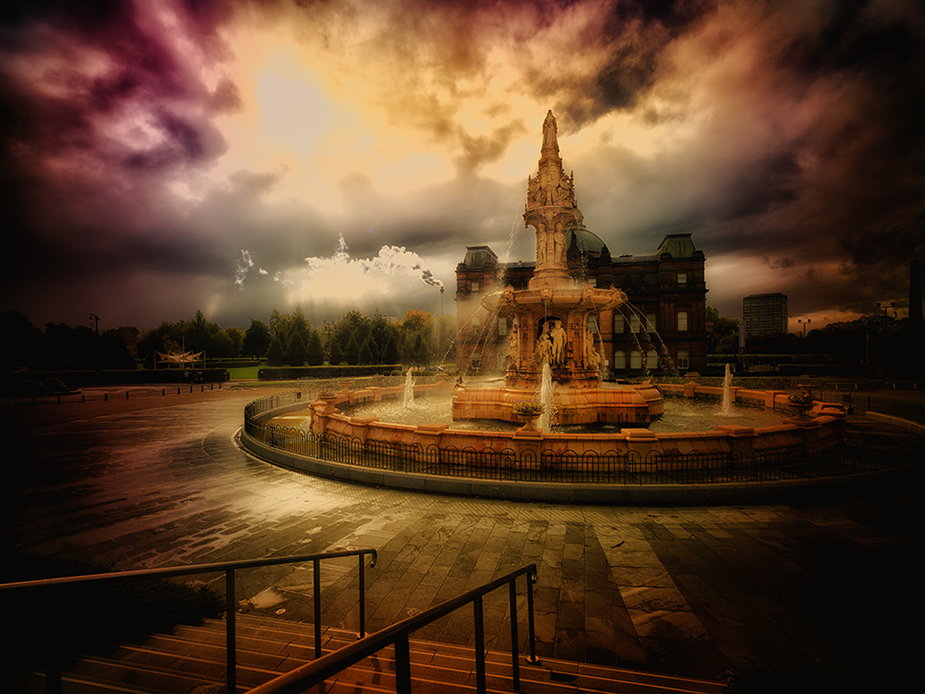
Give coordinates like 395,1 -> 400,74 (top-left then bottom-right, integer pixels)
876,301 -> 896,317
798,318 -> 811,337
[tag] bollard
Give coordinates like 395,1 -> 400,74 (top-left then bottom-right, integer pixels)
104,393 -> 108,401
162,388 -> 165,396
126,391 -> 129,399
57,395 -> 61,405
82,394 -> 85,403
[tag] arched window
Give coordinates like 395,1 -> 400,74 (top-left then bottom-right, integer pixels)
630,350 -> 642,369
614,350 -> 626,369
677,350 -> 690,370
645,350 -> 658,369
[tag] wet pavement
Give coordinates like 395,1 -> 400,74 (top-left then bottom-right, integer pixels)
1,385 -> 922,686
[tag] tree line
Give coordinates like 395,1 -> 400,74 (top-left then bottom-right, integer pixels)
1,307 -> 457,371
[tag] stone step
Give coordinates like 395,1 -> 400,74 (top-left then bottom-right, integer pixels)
22,614 -> 725,694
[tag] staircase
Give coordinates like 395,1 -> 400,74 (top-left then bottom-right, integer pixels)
20,613 -> 725,694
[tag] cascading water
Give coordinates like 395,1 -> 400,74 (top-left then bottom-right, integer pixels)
538,362 -> 557,430
722,363 -> 733,415
403,369 -> 415,409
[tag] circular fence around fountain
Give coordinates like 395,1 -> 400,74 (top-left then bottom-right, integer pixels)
240,380 -> 924,505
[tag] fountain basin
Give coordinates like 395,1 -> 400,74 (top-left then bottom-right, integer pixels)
451,382 -> 663,426
307,384 -> 846,465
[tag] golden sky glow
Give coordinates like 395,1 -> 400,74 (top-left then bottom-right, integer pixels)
1,0 -> 923,329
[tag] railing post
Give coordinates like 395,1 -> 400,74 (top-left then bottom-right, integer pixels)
226,568 -> 236,693
474,595 -> 486,693
395,634 -> 412,694
509,578 -> 521,691
313,558 -> 322,659
526,569 -> 539,664
358,554 -> 367,639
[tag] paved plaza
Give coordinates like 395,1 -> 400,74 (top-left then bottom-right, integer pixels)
2,385 -> 922,688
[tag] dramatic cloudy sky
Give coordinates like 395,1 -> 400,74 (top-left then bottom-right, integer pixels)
2,0 -> 924,332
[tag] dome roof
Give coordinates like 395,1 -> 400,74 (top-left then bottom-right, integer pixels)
566,227 -> 608,255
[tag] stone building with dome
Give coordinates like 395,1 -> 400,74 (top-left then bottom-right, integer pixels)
455,111 -> 708,378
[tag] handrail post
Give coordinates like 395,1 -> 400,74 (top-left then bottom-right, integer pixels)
225,568 -> 236,693
395,634 -> 412,694
313,558 -> 322,659
474,595 -> 486,693
358,554 -> 367,639
509,578 -> 520,691
526,568 -> 539,664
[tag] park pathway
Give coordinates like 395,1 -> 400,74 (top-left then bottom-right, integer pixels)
1,386 -> 921,686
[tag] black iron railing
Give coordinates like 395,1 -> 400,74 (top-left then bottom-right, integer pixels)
814,390 -> 925,424
245,393 -> 924,484
0,549 -> 377,693
249,563 -> 539,694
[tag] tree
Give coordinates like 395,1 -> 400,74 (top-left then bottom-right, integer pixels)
329,337 -> 344,366
0,311 -> 42,368
242,318 -> 271,358
266,334 -> 286,367
358,336 -> 375,365
306,329 -> 325,366
399,309 -> 432,364
706,306 -> 739,354
225,327 -> 245,357
286,330 -> 307,366
344,332 -> 361,365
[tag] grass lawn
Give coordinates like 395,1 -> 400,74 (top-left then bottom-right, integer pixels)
228,365 -> 261,379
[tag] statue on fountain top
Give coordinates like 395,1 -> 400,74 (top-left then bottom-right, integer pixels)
542,110 -> 558,151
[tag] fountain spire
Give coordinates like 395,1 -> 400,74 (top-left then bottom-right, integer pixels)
525,110 -> 584,288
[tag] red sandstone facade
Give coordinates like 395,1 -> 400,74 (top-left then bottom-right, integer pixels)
456,232 -> 708,377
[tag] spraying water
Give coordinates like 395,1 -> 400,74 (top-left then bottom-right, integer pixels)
538,362 -> 557,430
403,369 -> 415,409
722,363 -> 733,415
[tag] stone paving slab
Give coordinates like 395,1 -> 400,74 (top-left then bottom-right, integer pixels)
1,388 -> 923,687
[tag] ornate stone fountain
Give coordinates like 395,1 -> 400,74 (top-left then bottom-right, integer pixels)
451,111 -> 663,427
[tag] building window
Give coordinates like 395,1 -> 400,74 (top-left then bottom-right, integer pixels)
630,350 -> 642,369
677,272 -> 687,285
677,311 -> 688,331
614,314 -> 624,333
644,350 -> 658,369
677,350 -> 689,370
614,351 -> 626,369
472,314 -> 481,329
645,313 -> 656,333
470,351 -> 481,369
471,281 -> 480,293
587,315 -> 599,334
498,316 -> 507,336
630,313 -> 640,334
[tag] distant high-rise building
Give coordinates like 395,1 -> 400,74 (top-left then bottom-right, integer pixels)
743,293 -> 788,335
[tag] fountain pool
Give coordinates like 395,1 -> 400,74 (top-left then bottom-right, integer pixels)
335,391 -> 785,434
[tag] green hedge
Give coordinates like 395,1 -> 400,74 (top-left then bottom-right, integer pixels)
257,364 -> 403,380
0,369 -> 228,394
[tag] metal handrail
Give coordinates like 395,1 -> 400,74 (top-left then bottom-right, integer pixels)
249,563 -> 539,694
0,549 -> 378,693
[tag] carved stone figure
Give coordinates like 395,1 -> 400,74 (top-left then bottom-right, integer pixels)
542,110 -> 558,150
534,327 -> 552,366
549,319 -> 567,366
585,329 -> 601,371
506,321 -> 519,369
536,223 -> 547,264
554,221 -> 567,264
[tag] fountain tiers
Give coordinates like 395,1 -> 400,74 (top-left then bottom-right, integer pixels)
452,109 -> 663,426
306,381 -> 846,466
